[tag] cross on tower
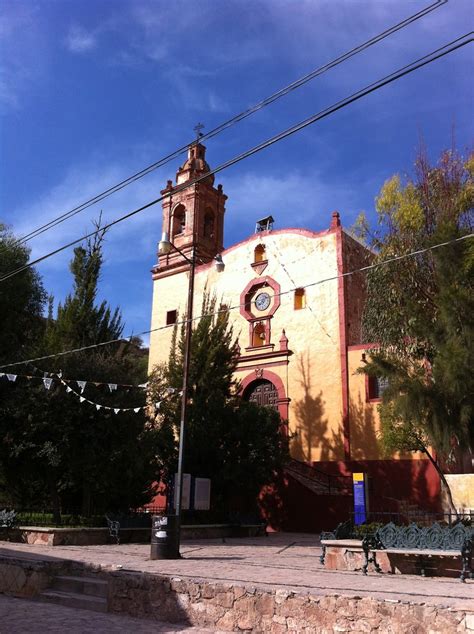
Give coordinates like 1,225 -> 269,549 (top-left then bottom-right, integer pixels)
194,122 -> 205,139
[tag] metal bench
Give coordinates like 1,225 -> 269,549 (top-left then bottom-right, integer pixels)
320,519 -> 353,564
362,521 -> 473,582
105,516 -> 121,544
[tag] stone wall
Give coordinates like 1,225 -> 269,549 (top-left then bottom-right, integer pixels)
0,555 -> 472,632
107,572 -> 473,632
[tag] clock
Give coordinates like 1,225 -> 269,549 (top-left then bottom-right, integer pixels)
255,292 -> 271,311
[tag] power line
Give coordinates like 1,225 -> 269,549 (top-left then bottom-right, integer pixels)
0,232 -> 471,371
1,32 -> 471,285
2,0 -> 447,252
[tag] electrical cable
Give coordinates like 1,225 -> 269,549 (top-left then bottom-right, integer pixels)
0,231 -> 471,370
1,31 -> 471,285
1,0 -> 447,252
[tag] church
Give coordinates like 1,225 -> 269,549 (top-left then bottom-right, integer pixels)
148,142 -> 442,530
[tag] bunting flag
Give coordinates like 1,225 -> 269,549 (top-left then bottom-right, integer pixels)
0,370 -> 147,391
1,370 -> 179,415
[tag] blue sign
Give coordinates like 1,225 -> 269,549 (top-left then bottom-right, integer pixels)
353,473 -> 367,525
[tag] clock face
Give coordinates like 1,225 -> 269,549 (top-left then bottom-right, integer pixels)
255,291 -> 271,311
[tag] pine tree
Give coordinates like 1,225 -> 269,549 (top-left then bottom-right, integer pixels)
0,226 -> 159,519
149,295 -> 289,518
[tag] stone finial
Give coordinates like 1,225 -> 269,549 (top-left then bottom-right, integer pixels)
279,329 -> 289,352
330,211 -> 341,229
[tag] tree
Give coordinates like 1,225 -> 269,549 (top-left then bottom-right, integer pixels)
0,227 -> 160,519
355,147 -> 473,512
0,225 -> 47,364
148,295 -> 289,518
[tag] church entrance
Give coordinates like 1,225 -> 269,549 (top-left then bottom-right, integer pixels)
243,379 -> 279,410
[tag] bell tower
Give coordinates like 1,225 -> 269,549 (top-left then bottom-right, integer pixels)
156,142 -> 227,276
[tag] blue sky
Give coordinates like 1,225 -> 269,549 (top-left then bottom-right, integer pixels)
1,0 -> 472,342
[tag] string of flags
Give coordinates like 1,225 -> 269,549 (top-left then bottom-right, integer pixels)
0,370 -> 147,393
0,371 -> 180,415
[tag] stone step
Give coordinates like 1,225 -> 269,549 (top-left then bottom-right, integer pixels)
51,575 -> 108,598
39,589 -> 107,613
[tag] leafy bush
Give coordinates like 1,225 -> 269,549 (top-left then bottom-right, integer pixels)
0,509 -> 18,529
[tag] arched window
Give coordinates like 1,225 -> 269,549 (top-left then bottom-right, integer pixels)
252,322 -> 266,347
243,379 -> 278,410
294,288 -> 306,310
172,205 -> 186,237
203,210 -> 215,239
254,244 -> 266,263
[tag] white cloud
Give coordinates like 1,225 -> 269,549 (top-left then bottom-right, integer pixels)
222,169 -> 360,245
0,4 -> 48,111
209,92 -> 229,113
65,26 -> 97,53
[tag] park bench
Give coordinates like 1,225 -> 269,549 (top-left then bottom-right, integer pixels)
105,514 -> 153,545
361,521 -> 473,582
105,516 -> 121,544
320,519 -> 353,565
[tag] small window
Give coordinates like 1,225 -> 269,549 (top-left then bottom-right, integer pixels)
252,322 -> 266,347
166,310 -> 177,325
368,376 -> 389,400
294,288 -> 306,310
254,244 -> 266,263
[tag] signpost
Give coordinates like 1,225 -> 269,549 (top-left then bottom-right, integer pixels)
352,472 -> 368,525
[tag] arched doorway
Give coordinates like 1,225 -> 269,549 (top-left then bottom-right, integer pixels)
243,379 -> 279,410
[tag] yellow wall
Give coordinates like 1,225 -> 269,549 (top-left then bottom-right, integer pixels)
149,229 -> 346,463
347,348 -> 382,461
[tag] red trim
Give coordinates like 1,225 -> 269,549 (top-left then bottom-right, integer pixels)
240,369 -> 290,422
336,228 -> 351,461
192,227 -> 336,275
240,276 -> 281,321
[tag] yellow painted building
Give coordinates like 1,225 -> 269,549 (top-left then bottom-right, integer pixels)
148,143 -> 442,524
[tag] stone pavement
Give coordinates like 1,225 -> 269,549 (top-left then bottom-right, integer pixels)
0,533 -> 472,612
0,594 -> 221,633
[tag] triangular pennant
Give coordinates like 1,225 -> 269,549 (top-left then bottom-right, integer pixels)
134,407 -> 141,413
114,408 -> 120,414
7,374 -> 17,382
0,373 -> 4,378
77,380 -> 87,393
138,382 -> 148,389
94,382 -> 101,387
155,401 -> 161,410
43,377 -> 53,390
108,383 -> 117,392
57,370 -> 62,378
66,386 -> 72,393
96,404 -> 101,410
79,396 -> 85,403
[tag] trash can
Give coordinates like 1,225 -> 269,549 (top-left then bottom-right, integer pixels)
150,515 -> 180,559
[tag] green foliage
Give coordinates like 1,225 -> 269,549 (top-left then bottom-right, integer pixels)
360,147 -> 474,468
0,226 -> 159,517
0,225 -> 47,364
148,295 -> 289,515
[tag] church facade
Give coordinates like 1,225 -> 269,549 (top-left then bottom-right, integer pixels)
148,143 -> 441,527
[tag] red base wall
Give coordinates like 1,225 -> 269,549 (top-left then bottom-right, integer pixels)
315,458 -> 442,513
